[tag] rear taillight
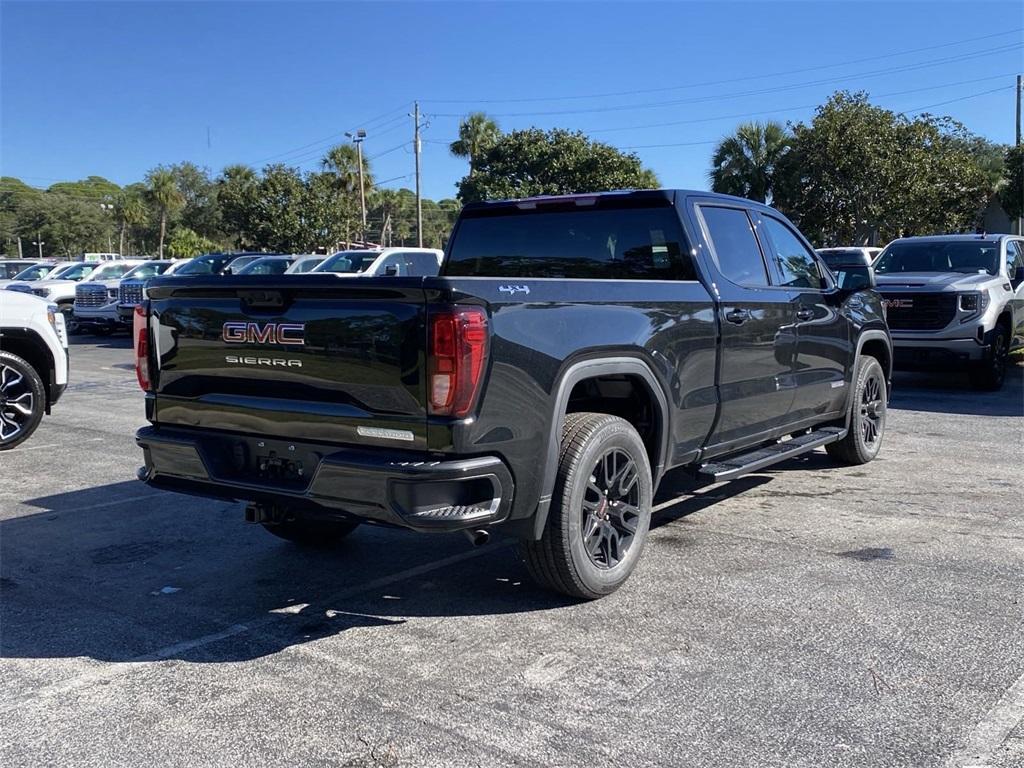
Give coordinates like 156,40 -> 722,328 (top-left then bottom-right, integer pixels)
428,307 -> 488,417
133,304 -> 151,391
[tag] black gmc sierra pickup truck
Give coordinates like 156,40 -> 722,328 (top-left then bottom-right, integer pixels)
134,190 -> 891,599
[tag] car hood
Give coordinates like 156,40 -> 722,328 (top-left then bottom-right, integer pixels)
875,272 -> 997,291
77,279 -> 122,289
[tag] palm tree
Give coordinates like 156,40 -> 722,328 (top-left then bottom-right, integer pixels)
709,121 -> 791,204
114,192 -> 147,255
449,113 -> 501,175
146,169 -> 184,257
322,145 -> 373,245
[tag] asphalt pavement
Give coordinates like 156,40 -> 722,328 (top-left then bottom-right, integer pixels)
1,336 -> 1022,768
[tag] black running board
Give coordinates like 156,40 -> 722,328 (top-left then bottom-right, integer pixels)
698,427 -> 846,482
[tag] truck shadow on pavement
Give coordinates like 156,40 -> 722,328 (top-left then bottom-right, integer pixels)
0,467 -> 808,665
888,363 -> 1023,417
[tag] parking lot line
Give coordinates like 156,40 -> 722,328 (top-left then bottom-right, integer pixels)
946,669 -> 1024,768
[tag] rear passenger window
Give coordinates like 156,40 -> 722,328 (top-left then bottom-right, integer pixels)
761,216 -> 825,289
698,205 -> 769,287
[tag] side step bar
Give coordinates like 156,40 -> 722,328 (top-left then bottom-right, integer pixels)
698,426 -> 846,482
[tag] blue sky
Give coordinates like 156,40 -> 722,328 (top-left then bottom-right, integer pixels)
1,1 -> 1021,201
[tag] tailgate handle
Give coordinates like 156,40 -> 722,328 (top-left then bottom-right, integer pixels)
239,290 -> 286,310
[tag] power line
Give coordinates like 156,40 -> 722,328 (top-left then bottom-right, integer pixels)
422,28 -> 1023,104
245,102 -> 411,166
581,72 -> 1018,136
427,44 -> 1021,118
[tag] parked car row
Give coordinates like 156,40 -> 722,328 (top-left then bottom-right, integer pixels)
1,248 -> 445,338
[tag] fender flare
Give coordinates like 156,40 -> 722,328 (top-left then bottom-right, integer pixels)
846,329 -> 893,421
530,356 -> 670,540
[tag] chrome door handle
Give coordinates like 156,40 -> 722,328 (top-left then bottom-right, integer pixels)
725,308 -> 750,325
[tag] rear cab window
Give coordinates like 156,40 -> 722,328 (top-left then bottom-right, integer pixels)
445,201 -> 696,280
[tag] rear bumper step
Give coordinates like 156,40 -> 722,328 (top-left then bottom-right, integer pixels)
698,427 -> 846,482
135,426 -> 514,533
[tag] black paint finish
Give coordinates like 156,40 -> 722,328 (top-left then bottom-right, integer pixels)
138,190 -> 890,537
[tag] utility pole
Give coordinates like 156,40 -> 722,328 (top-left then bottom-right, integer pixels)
1016,75 -> 1022,235
414,101 -> 423,247
346,129 -> 368,244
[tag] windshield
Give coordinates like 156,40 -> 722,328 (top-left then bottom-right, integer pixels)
817,249 -> 868,269
315,251 -> 379,274
123,262 -> 170,280
12,264 -> 54,281
174,255 -> 233,275
288,256 -> 324,273
875,241 -> 1000,276
238,258 -> 292,275
89,262 -> 134,280
53,263 -> 96,281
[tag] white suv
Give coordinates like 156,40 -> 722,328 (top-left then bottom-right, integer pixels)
0,291 -> 69,449
311,248 -> 444,278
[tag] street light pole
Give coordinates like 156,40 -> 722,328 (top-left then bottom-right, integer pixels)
346,129 -> 368,243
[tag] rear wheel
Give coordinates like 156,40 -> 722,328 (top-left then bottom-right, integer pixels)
826,355 -> 887,465
520,412 -> 653,600
261,518 -> 359,547
969,325 -> 1008,391
0,351 -> 47,451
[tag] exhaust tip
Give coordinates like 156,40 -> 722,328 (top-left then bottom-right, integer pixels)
464,528 -> 490,547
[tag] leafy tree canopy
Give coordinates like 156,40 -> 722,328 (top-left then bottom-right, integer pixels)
457,128 -> 659,203
773,91 -> 991,245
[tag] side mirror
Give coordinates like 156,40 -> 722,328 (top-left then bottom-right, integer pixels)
835,263 -> 876,293
384,265 -> 398,277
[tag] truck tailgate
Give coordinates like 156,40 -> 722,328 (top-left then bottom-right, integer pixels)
145,276 -> 429,448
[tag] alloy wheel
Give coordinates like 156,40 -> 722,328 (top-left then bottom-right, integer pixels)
860,373 -> 884,445
0,364 -> 35,444
581,448 -> 642,569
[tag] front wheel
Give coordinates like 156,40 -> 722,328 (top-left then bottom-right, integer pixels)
520,412 -> 653,600
0,351 -> 47,451
969,326 -> 1008,391
59,304 -> 80,335
826,355 -> 887,465
261,518 -> 359,547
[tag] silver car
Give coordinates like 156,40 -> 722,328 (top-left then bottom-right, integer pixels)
874,234 -> 1024,390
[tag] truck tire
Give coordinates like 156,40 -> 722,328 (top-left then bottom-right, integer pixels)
0,350 -> 47,451
261,518 -> 359,547
826,355 -> 887,465
59,303 -> 80,335
968,325 -> 1008,391
520,412 -> 653,600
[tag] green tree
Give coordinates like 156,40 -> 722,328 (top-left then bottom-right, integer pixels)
709,121 -> 791,203
250,164 -> 308,252
1001,143 -> 1023,220
321,144 -> 373,243
167,226 -> 216,258
458,128 -> 659,203
216,165 -> 259,248
146,168 -> 185,257
773,91 -> 991,244
449,112 -> 501,176
168,162 -> 222,240
114,190 -> 148,256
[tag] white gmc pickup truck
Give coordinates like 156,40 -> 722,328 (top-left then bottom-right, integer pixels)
0,290 -> 69,449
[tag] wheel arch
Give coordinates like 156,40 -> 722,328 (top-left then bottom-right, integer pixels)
530,356 -> 670,540
0,328 -> 56,410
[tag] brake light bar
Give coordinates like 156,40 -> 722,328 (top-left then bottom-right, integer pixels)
133,305 -> 151,391
428,307 -> 489,417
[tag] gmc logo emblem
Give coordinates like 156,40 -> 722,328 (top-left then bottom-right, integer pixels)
222,322 -> 305,345
883,299 -> 913,309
